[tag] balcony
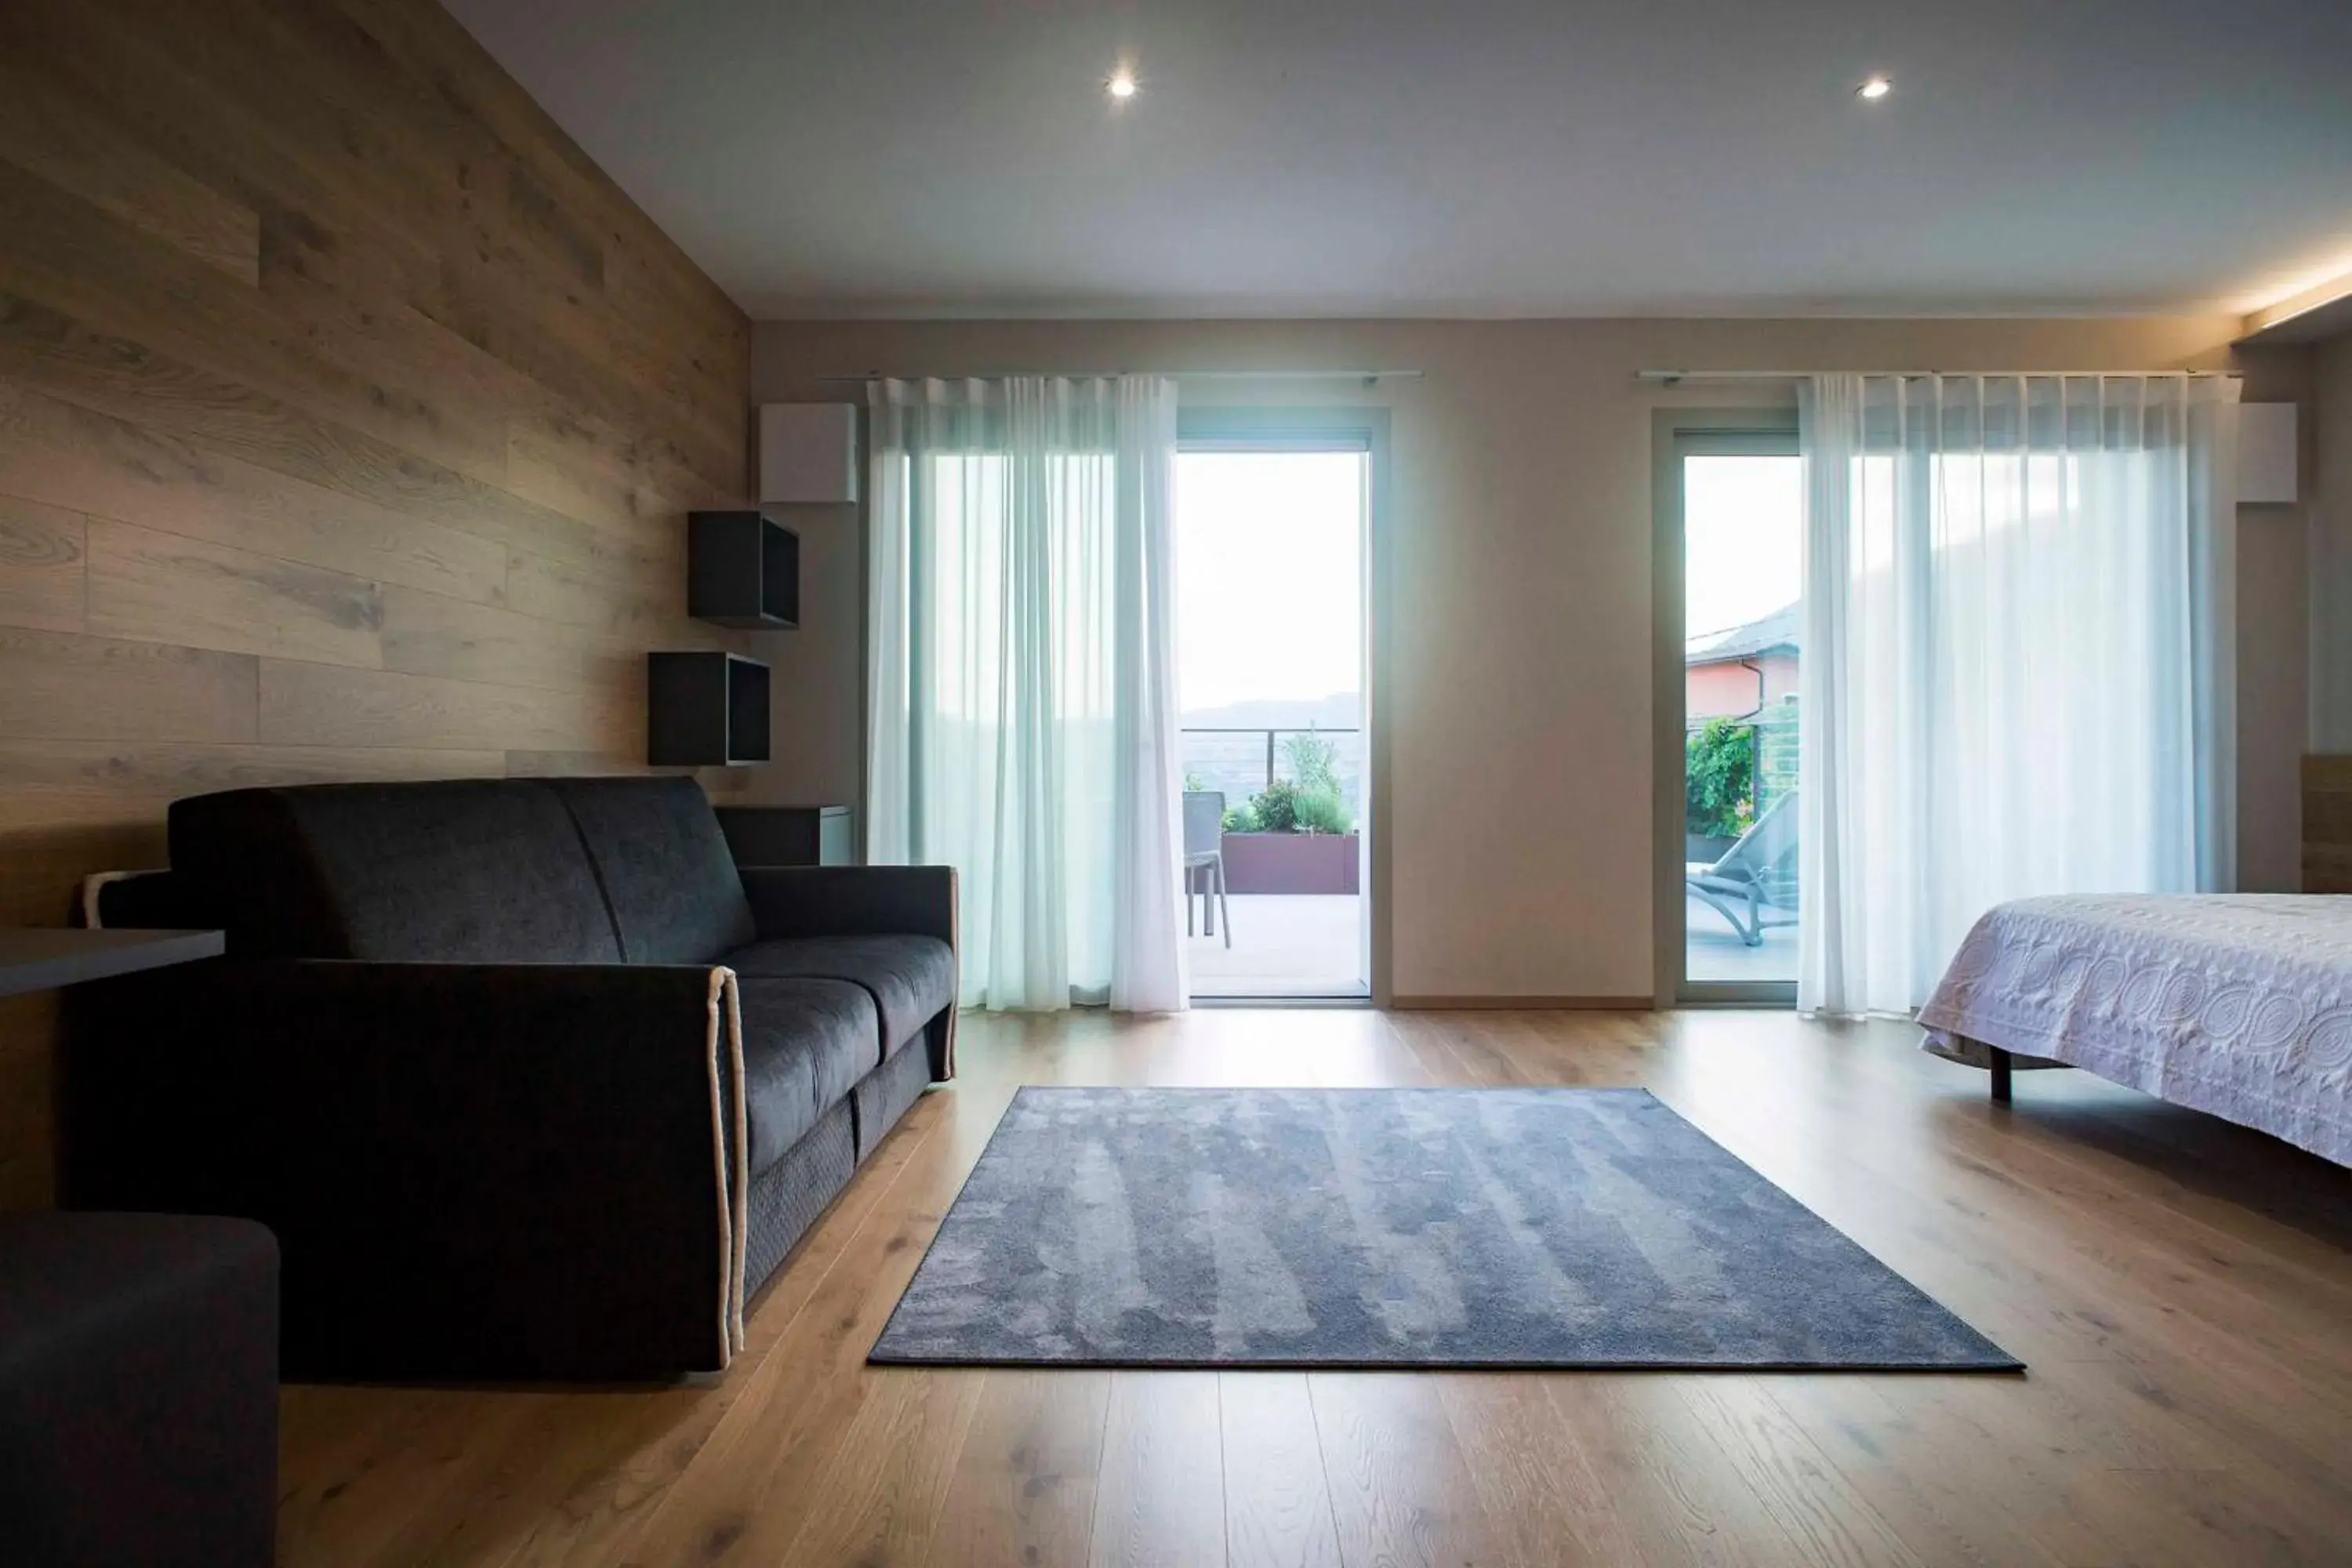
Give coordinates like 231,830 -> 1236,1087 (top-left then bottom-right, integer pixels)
1182,726 -> 1366,998
1685,710 -> 1798,985
1686,891 -> 1798,982
1189,895 -> 1363,996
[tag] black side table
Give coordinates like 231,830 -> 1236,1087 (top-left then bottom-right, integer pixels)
0,927 -> 223,999
1,923 -> 274,1567
0,1211 -> 279,1567
714,804 -> 857,868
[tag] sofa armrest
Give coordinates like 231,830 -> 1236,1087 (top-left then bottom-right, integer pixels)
739,865 -> 958,947
58,960 -> 748,1380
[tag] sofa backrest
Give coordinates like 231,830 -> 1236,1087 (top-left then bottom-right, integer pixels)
168,776 -> 754,966
172,781 -> 623,963
538,775 -> 755,964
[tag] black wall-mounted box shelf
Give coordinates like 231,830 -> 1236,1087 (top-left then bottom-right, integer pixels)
647,652 -> 771,766
688,510 -> 799,629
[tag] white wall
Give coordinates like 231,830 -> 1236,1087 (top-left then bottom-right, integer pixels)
753,316 -> 2309,999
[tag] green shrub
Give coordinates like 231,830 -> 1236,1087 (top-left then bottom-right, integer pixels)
1280,730 -> 1344,797
1686,719 -> 1755,839
1291,786 -> 1354,836
1248,778 -> 1300,833
1240,777 -> 1355,835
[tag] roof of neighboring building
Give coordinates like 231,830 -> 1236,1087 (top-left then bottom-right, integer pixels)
1686,602 -> 1798,664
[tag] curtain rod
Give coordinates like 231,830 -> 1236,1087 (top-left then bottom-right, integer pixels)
810,368 -> 1423,384
1635,368 -> 2232,385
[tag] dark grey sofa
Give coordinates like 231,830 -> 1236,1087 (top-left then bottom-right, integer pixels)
56,775 -> 955,1382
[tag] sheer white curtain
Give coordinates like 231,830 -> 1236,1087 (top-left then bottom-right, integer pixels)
866,376 -> 1187,1013
1798,373 -> 2240,1017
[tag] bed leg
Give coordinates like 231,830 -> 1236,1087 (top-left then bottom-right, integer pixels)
1987,1045 -> 2013,1105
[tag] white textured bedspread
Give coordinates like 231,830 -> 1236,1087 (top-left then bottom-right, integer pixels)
1918,895 -> 2352,1167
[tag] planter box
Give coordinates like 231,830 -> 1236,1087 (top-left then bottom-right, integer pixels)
1220,832 -> 1360,895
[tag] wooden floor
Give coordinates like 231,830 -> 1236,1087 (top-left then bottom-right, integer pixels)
277,1008 -> 2352,1566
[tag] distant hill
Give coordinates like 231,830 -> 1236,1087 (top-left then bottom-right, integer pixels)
1179,692 -> 1363,731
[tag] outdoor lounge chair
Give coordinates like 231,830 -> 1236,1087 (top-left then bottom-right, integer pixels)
1686,789 -> 1799,947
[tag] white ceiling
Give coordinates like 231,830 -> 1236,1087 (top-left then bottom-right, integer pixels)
445,0 -> 2352,321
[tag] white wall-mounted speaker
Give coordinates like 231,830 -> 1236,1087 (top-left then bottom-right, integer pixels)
758,404 -> 859,505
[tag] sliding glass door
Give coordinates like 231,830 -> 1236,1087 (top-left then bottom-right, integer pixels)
1659,422 -> 1802,1004
1174,409 -> 1385,1003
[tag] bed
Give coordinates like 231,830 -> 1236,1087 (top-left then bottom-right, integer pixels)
1917,895 -> 2352,1167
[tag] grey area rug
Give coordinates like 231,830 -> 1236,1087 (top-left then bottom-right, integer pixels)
871,1087 -> 2019,1370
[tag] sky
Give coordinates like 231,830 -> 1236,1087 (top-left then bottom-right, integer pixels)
1175,452 -> 1365,713
1685,454 -> 1802,642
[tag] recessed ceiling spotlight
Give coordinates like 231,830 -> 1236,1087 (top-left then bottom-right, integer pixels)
1857,75 -> 1893,101
1107,67 -> 1138,101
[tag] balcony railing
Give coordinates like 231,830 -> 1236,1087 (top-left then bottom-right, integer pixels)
1180,727 -> 1363,804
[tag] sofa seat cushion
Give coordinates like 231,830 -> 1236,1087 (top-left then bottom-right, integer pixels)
736,978 -> 879,1177
721,935 -> 954,1059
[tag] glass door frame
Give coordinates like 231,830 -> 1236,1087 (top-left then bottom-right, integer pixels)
1174,405 -> 1391,1007
1651,412 -> 1802,1007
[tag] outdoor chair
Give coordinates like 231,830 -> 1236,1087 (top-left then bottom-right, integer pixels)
1686,789 -> 1799,947
1182,790 -> 1232,946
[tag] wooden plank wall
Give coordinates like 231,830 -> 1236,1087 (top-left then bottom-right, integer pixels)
0,0 -> 756,1207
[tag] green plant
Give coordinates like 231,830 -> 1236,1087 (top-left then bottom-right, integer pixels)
1291,786 -> 1354,836
1248,778 -> 1301,833
1240,775 -> 1356,835
1232,729 -> 1356,834
1280,730 -> 1342,796
1685,718 -> 1756,839
1184,770 -> 1209,793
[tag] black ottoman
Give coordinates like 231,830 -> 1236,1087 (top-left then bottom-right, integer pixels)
0,1212 -> 279,1567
